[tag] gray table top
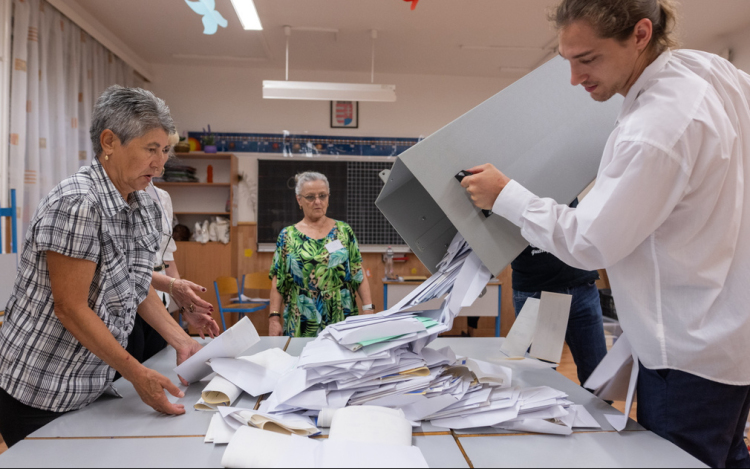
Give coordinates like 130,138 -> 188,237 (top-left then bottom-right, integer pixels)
28,336 -> 290,439
458,431 -> 708,468
0,435 -> 468,468
9,337 -> 702,469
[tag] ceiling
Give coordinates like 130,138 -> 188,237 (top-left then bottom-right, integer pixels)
71,0 -> 750,78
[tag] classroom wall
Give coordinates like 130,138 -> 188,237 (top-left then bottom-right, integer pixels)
723,26 -> 750,73
148,63 -> 516,139
699,22 -> 750,74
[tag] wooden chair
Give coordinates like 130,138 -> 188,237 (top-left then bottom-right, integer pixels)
237,272 -> 273,305
214,276 -> 268,332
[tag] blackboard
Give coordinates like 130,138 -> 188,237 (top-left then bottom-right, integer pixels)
258,160 -> 405,246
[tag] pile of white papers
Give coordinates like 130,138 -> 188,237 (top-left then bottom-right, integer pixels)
254,234 -> 599,435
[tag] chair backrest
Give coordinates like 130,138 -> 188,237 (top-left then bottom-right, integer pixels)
0,189 -> 17,254
242,272 -> 273,291
215,276 -> 240,296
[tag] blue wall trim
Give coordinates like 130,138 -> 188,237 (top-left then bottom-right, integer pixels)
188,132 -> 419,157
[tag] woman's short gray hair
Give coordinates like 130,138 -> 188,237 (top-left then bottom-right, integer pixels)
90,85 -> 176,157
295,172 -> 330,195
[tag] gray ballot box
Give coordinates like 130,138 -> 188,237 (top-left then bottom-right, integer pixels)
376,56 -> 623,276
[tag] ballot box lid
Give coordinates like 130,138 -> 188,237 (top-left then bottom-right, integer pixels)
376,56 -> 623,276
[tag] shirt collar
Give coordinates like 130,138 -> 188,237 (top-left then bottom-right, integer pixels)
91,159 -> 150,219
617,50 -> 673,123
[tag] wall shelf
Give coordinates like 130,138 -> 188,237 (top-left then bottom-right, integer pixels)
172,152 -> 235,160
174,211 -> 231,216
155,183 -> 231,188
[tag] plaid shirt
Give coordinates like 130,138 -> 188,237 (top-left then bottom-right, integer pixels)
0,160 -> 162,412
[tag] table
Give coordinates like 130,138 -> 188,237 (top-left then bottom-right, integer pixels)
383,281 -> 503,337
0,337 -> 706,468
458,432 -> 705,468
27,336 -> 289,439
0,435 -> 470,468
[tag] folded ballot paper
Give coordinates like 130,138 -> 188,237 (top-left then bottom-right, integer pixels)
221,406 -> 429,468
196,375 -> 243,411
196,348 -> 298,411
175,317 -> 261,383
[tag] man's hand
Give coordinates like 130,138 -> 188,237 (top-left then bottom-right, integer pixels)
128,365 -> 186,415
269,317 -> 284,337
460,164 -> 511,210
175,339 -> 203,386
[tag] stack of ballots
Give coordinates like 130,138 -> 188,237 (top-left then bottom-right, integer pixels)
254,233 -> 599,436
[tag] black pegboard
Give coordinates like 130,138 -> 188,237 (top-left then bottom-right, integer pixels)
257,160 -> 405,246
347,162 -> 406,246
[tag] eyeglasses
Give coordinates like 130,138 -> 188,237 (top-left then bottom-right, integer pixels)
301,193 -> 329,202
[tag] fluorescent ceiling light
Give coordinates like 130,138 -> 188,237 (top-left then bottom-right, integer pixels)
263,81 -> 396,102
230,0 -> 263,30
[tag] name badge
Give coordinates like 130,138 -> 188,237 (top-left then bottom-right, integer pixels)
325,240 -> 345,254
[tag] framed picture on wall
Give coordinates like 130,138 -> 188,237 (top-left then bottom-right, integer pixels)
331,101 -> 359,128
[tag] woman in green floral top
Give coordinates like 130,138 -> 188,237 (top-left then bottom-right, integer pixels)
269,172 -> 374,337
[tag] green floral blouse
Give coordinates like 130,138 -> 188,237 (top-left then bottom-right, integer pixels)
270,221 -> 364,337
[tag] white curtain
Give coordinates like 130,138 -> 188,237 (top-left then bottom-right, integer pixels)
9,0 -> 142,244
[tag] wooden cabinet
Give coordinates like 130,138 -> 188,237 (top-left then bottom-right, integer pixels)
156,153 -> 238,330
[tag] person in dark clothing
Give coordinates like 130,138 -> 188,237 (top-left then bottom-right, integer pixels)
468,199 -> 608,385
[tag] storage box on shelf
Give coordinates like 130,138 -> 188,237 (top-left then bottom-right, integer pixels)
155,153 -> 238,331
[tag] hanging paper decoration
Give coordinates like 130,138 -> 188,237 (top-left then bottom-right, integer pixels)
185,0 -> 228,35
403,0 -> 419,10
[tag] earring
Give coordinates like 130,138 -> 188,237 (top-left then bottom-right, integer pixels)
104,154 -> 109,161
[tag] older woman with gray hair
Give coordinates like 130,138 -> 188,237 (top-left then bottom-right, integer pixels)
269,172 -> 373,337
0,85 -> 203,447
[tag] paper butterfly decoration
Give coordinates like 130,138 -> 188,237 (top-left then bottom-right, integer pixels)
185,0 -> 228,35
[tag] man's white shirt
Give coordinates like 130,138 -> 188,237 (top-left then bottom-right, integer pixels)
494,50 -> 750,385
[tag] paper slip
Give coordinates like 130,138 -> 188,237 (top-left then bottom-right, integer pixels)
325,240 -> 345,253
219,406 -> 320,437
329,406 -> 413,447
571,405 -> 601,429
204,413 -> 236,444
466,358 -> 512,388
330,318 -> 427,345
174,317 -> 260,383
604,345 -> 639,432
500,297 -> 540,358
584,333 -> 635,401
196,375 -> 242,410
230,294 -> 270,303
498,418 -> 574,436
208,348 -> 298,397
209,358 -> 281,398
447,251 -> 493,313
529,292 -> 572,364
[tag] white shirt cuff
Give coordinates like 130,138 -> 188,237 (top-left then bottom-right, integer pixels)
492,180 -> 537,227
